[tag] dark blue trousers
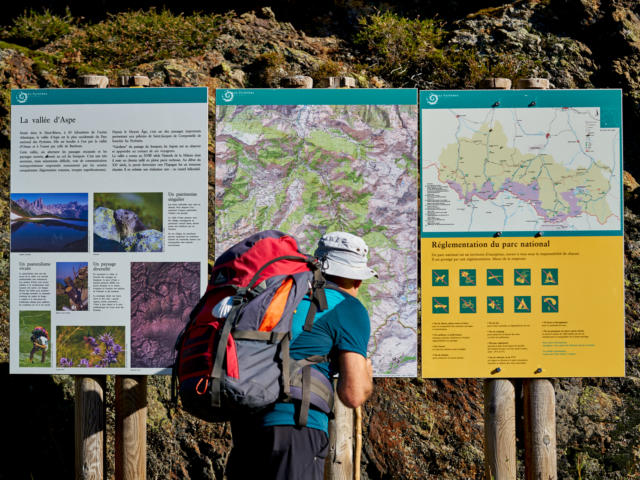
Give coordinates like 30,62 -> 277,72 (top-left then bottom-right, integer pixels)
227,422 -> 329,480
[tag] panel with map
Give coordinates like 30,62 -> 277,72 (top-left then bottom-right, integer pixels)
215,89 -> 418,377
419,90 -> 625,379
421,91 -> 622,235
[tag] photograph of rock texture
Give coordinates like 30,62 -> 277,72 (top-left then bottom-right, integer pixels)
93,192 -> 163,252
10,193 -> 88,252
3,1 -> 640,479
130,262 -> 201,369
55,262 -> 88,311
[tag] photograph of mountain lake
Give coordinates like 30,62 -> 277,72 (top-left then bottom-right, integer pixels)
10,193 -> 89,252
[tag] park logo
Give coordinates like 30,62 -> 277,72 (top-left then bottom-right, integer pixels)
426,93 -> 439,105
16,91 -> 28,104
221,90 -> 234,102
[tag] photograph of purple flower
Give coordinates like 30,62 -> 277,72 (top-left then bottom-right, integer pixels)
130,262 -> 200,368
56,326 -> 126,369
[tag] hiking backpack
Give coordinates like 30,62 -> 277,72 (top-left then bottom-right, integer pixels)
172,230 -> 334,426
31,326 -> 49,342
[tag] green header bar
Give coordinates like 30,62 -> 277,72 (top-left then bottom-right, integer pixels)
216,88 -> 418,105
420,89 -> 622,128
11,87 -> 208,105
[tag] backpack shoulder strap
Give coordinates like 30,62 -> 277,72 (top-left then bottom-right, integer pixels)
303,268 -> 329,332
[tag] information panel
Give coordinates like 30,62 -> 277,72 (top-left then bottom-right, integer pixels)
420,89 -> 624,378
10,87 -> 208,374
215,88 -> 419,377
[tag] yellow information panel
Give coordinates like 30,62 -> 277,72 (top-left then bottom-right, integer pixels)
421,236 -> 624,378
420,89 -> 625,378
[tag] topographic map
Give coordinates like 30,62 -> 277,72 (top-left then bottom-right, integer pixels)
421,107 -> 621,233
215,103 -> 418,376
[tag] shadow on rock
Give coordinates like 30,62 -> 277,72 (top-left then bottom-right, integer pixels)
2,363 -> 75,480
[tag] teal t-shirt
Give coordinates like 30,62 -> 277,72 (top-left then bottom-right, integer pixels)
261,287 -> 371,434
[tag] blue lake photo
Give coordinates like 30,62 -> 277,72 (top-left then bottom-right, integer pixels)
11,193 -> 89,252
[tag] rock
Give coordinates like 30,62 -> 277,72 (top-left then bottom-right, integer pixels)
93,206 -> 119,241
259,7 -> 276,21
280,75 -> 313,88
121,229 -> 163,252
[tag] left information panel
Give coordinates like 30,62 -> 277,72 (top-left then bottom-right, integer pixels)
9,88 -> 209,374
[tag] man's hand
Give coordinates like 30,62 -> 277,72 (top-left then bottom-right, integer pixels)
336,351 -> 373,409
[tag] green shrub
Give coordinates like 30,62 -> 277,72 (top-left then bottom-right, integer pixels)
355,11 -> 445,81
4,8 -> 75,49
355,10 -> 482,88
70,9 -> 228,70
311,59 -> 345,82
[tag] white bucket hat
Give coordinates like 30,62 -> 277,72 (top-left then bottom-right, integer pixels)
314,231 -> 378,280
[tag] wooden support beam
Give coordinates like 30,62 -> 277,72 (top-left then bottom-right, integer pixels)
75,376 -> 106,480
118,75 -> 151,87
479,78 -> 512,90
325,388 -> 354,480
523,379 -> 557,480
484,379 -> 517,480
317,76 -> 356,88
479,77 -> 516,480
515,78 -> 551,90
115,376 -> 148,479
77,75 -> 109,88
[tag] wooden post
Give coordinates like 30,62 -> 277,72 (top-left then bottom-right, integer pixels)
118,75 -> 151,87
114,75 -> 150,480
325,386 -> 354,480
277,75 -> 357,479
479,78 -> 512,90
115,376 -> 148,479
77,75 -> 109,88
75,376 -> 106,480
317,76 -> 356,88
516,76 -> 558,480
515,78 -> 551,90
523,380 -> 557,479
480,77 -> 517,480
75,74 -> 108,480
484,380 -> 517,479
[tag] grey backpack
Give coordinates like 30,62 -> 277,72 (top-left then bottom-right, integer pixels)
173,230 -> 334,426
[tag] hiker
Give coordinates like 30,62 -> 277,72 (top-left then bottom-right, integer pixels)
226,231 -> 376,480
29,326 -> 49,363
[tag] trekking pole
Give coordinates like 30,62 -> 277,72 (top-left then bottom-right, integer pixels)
75,74 -> 109,480
354,406 -> 362,480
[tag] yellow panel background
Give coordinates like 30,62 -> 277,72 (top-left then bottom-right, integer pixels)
421,236 -> 624,378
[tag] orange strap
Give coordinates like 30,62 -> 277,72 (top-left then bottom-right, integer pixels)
259,277 -> 293,332
195,377 -> 209,395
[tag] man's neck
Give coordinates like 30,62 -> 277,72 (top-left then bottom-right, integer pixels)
340,284 -> 359,297
326,275 -> 361,297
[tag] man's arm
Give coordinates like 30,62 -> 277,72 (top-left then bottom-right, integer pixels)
336,351 -> 373,409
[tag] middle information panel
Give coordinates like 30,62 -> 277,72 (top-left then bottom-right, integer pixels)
214,88 -> 419,377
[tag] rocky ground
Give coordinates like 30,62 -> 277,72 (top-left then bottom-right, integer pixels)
2,1 -> 640,478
